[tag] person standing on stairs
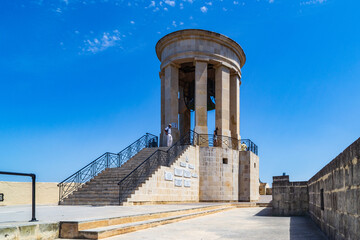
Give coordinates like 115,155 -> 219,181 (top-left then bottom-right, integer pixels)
165,124 -> 172,147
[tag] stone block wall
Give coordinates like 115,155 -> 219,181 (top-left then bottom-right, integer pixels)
199,147 -> 239,201
308,138 -> 360,240
239,151 -> 260,202
259,182 -> 269,195
125,146 -> 200,205
272,175 -> 309,216
0,181 -> 59,206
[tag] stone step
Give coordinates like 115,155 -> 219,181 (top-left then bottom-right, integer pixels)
60,146 -> 179,206
59,204 -> 234,239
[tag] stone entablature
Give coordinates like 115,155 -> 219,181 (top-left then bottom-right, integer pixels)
156,29 -> 246,75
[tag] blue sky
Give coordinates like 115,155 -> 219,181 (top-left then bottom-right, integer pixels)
0,0 -> 359,185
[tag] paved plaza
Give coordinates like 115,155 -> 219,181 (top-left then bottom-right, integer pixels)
107,207 -> 327,240
0,203 -> 220,224
0,203 -> 327,239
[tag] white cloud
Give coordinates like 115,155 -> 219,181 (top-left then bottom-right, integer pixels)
164,7 -> 168,11
165,0 -> 175,7
205,2 -> 212,6
200,6 -> 208,13
269,0 -> 274,3
179,3 -> 184,9
179,21 -> 184,25
233,1 -> 239,4
172,21 -> 177,27
130,20 -> 135,24
300,0 -> 326,5
82,31 -> 121,54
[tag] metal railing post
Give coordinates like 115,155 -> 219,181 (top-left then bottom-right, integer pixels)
106,152 -> 109,168
31,174 -> 37,222
0,171 -> 37,222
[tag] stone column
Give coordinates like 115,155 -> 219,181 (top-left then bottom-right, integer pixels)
230,73 -> 241,149
164,63 -> 180,144
179,86 -> 191,138
215,64 -> 231,142
194,60 -> 208,146
160,71 -> 166,147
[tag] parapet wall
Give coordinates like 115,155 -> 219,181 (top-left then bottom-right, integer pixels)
272,176 -> 308,216
308,138 -> 360,240
272,137 -> 360,239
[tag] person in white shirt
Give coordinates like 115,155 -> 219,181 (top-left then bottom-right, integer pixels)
164,124 -> 172,147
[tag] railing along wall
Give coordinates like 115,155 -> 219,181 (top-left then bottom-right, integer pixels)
58,133 -> 158,203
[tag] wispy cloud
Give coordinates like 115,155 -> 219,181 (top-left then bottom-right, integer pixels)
82,30 -> 122,54
200,6 -> 208,13
300,0 -> 326,5
164,0 -> 176,7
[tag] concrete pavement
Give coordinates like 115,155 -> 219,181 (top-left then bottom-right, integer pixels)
106,207 -> 327,240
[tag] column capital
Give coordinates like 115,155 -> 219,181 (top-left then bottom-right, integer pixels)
161,62 -> 181,71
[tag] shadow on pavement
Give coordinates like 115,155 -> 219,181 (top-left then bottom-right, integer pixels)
289,216 -> 327,240
254,207 -> 273,216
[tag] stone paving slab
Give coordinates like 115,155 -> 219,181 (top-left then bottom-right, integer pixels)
0,203 -> 225,224
106,208 -> 327,240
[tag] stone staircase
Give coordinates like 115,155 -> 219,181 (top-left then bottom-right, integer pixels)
61,147 -> 168,206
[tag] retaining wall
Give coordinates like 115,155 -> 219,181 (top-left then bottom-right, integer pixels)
0,181 -> 59,206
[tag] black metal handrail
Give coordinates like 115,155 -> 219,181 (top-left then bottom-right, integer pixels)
58,133 -> 158,203
117,131 -> 196,204
197,134 -> 240,149
240,139 -> 258,155
196,134 -> 258,155
0,171 -> 37,222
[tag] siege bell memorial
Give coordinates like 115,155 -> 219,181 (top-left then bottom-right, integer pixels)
57,29 -> 260,206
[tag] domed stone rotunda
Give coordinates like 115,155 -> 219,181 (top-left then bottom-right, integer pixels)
156,29 -> 246,146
